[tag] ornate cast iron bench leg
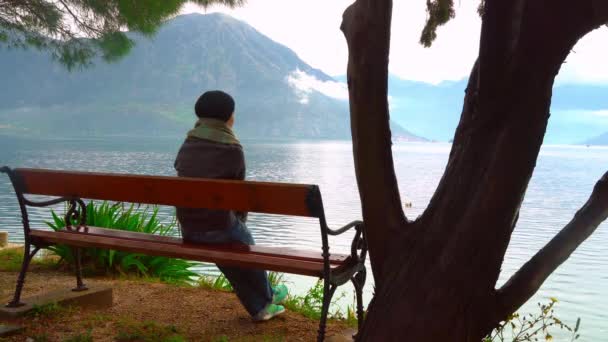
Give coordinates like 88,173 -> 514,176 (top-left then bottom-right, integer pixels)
317,280 -> 338,342
6,244 -> 41,308
72,247 -> 88,292
352,268 -> 366,329
315,219 -> 368,341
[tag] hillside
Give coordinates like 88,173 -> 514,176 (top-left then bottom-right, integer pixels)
0,13 -> 424,141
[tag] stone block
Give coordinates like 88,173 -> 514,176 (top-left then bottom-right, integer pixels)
0,286 -> 112,319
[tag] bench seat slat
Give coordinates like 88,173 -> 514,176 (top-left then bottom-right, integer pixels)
30,229 -> 343,277
45,226 -> 348,265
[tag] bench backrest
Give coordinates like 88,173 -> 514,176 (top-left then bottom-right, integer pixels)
13,168 -> 324,218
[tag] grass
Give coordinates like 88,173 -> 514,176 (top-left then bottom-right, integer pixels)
0,247 -> 57,272
45,201 -> 198,284
115,320 -> 186,342
62,330 -> 93,342
28,302 -> 65,318
281,279 -> 358,325
198,273 -> 233,291
199,271 -> 359,327
0,247 -> 24,272
25,302 -> 80,322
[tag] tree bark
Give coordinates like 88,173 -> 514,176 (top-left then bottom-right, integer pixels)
342,0 -> 608,340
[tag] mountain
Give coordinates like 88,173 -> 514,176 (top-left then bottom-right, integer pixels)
379,76 -> 608,144
585,132 -> 608,145
387,76 -> 466,143
0,13 -> 424,141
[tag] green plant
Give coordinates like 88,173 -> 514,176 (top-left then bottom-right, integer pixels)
484,298 -> 581,341
344,303 -> 359,328
45,201 -> 198,284
198,273 -> 233,291
283,280 -> 343,320
199,271 -> 356,324
115,320 -> 184,342
267,272 -> 285,288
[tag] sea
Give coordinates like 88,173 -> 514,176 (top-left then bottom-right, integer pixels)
0,135 -> 606,340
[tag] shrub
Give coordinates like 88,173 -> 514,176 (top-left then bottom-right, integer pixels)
484,298 -> 581,341
283,279 -> 345,321
45,201 -> 198,284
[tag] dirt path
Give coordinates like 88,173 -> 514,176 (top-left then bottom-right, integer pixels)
0,269 -> 351,341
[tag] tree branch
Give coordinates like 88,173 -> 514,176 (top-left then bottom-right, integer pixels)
57,0 -> 104,37
591,0 -> 608,26
496,170 -> 608,320
340,0 -> 407,283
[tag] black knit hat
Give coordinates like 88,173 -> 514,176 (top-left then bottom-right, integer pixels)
194,90 -> 235,122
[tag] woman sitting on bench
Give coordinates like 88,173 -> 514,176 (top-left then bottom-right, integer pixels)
174,90 -> 288,321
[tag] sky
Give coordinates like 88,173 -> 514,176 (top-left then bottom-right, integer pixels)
180,1 -> 608,143
181,0 -> 608,85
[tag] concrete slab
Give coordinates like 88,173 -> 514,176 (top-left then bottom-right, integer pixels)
0,324 -> 25,337
0,286 -> 112,319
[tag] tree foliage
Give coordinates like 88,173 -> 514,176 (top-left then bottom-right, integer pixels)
420,0 -> 455,47
0,0 -> 245,69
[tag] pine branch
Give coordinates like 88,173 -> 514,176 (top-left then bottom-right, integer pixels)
495,170 -> 608,320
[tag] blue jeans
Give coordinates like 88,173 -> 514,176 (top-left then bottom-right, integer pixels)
182,220 -> 273,316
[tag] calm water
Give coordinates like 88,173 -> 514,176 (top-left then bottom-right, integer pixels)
0,136 -> 606,340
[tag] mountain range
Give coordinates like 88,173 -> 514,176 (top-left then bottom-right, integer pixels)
0,13 -> 424,141
381,77 -> 608,145
1,13 -> 605,144
585,132 -> 608,145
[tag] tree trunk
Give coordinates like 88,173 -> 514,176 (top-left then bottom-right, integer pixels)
341,0 -> 606,340
341,0 -> 408,284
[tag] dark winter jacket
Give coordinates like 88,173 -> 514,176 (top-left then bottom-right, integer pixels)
174,137 -> 246,239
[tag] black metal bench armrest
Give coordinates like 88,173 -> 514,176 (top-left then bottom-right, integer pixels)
326,220 -> 363,236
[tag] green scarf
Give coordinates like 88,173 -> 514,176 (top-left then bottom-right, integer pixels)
187,118 -> 241,146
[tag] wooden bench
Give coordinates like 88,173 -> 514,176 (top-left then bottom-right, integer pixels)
1,167 -> 367,341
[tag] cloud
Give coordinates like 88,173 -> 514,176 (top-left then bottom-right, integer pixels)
286,69 -> 349,104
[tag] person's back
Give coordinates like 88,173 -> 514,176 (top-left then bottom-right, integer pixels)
174,90 -> 287,322
175,136 -> 245,238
